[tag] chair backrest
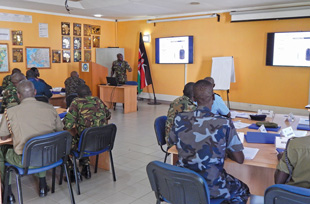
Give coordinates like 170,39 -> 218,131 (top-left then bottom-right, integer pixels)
22,131 -> 72,170
146,161 -> 210,204
66,93 -> 78,108
35,95 -> 49,103
78,124 -> 117,158
265,184 -> 310,204
154,116 -> 167,146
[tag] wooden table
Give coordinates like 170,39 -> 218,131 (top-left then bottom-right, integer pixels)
168,113 -> 308,196
50,94 -> 66,108
99,85 -> 137,114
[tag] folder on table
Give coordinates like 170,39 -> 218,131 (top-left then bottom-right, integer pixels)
58,112 -> 67,119
245,132 -> 280,144
297,124 -> 310,131
248,124 -> 281,132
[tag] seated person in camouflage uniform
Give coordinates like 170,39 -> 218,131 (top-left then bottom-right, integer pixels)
111,53 -> 132,84
63,85 -> 111,180
204,77 -> 231,118
169,79 -> 250,203
1,72 -> 26,113
165,82 -> 196,146
64,71 -> 85,96
2,68 -> 21,90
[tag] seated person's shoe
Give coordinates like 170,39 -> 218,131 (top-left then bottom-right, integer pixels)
64,170 -> 83,183
7,193 -> 16,204
39,185 -> 50,197
81,165 -> 91,179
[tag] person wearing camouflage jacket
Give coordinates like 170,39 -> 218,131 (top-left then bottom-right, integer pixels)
1,68 -> 21,90
111,53 -> 132,84
1,72 -> 26,113
64,71 -> 85,96
63,84 -> 111,179
169,80 -> 250,203
165,82 -> 196,146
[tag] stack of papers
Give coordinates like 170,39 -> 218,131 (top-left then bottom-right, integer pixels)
231,111 -> 250,119
298,118 -> 309,125
293,130 -> 308,138
243,147 -> 259,160
237,132 -> 245,143
233,121 -> 251,129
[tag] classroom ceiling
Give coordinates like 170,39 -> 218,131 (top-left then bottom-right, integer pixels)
0,0 -> 309,21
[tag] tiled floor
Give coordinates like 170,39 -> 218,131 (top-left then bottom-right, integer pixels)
9,100 -> 263,204
11,100 -> 170,204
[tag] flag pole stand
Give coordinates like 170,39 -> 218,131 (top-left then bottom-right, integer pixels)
148,84 -> 161,105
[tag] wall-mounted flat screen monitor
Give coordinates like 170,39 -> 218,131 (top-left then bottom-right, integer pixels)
266,31 -> 310,67
155,36 -> 193,64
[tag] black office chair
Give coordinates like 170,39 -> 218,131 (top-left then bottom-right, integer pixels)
3,131 -> 75,204
265,184 -> 310,204
146,161 -> 224,204
35,95 -> 49,103
154,116 -> 170,163
66,93 -> 78,108
71,124 -> 117,195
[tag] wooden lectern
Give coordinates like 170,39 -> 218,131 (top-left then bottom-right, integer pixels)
79,62 -> 108,97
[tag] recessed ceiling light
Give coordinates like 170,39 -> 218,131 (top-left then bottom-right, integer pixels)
94,14 -> 103,17
69,0 -> 82,2
190,2 -> 200,5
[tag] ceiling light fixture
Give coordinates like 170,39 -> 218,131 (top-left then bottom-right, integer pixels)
94,14 -> 103,18
147,14 -> 220,23
190,2 -> 200,5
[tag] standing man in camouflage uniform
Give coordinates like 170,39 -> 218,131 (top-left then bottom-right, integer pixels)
165,82 -> 196,146
63,85 -> 111,180
1,72 -> 26,113
2,68 -> 21,90
169,80 -> 250,203
111,53 -> 132,84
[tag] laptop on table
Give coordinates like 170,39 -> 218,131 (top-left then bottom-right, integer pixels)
106,77 -> 123,86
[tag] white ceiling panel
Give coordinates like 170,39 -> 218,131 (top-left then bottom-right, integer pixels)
0,0 -> 309,20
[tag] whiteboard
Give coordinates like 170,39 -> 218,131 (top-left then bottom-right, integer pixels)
95,48 -> 124,76
211,56 -> 235,90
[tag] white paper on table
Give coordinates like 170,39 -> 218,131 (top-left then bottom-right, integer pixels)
298,118 -> 309,125
231,111 -> 250,119
243,147 -> 259,160
237,132 -> 244,143
233,121 -> 251,129
293,130 -> 308,138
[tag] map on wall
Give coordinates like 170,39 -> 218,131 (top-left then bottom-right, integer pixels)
26,47 -> 50,68
0,44 -> 9,72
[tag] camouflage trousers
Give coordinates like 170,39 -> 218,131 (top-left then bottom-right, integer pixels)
67,135 -> 90,171
217,173 -> 250,204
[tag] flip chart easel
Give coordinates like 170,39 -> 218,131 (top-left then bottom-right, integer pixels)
211,56 -> 235,108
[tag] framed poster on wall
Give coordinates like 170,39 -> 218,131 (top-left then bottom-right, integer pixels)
0,43 -> 9,72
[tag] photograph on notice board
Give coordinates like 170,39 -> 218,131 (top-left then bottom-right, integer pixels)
26,47 -> 50,68
84,24 -> 92,36
63,50 -> 71,63
61,22 -> 70,35
12,48 -> 23,63
91,25 -> 101,35
73,23 -> 81,36
12,30 -> 23,46
62,36 -> 71,49
74,50 -> 81,62
52,50 -> 61,63
93,36 -> 100,48
0,44 -> 9,72
73,37 -> 81,49
84,50 -> 91,62
84,37 -> 91,49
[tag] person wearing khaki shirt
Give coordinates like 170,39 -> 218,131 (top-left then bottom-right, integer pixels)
0,80 -> 63,203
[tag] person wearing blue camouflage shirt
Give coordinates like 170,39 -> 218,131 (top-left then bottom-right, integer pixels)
169,79 -> 250,203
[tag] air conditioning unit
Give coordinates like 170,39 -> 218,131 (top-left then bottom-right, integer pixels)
230,6 -> 310,22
